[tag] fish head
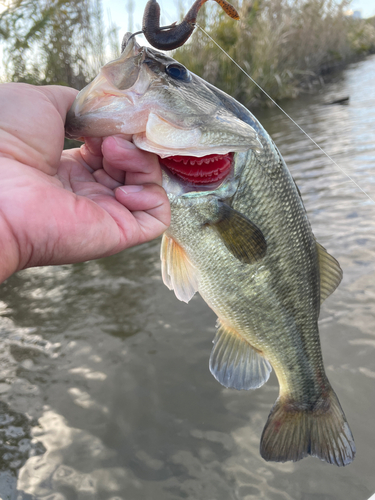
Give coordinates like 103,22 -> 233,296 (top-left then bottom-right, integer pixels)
65,34 -> 263,194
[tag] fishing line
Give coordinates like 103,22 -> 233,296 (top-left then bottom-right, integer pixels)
195,22 -> 375,205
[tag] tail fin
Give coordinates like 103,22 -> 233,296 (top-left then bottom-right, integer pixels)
260,389 -> 355,466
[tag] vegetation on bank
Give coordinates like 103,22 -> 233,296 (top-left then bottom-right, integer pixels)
0,0 -> 119,89
174,0 -> 375,107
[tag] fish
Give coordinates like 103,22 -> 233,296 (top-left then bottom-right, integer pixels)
65,34 -> 356,466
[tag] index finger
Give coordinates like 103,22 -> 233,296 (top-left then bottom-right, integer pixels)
102,136 -> 162,186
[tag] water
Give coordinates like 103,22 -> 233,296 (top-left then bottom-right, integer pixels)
1,55 -> 375,500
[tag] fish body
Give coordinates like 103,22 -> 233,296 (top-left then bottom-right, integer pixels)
65,36 -> 355,465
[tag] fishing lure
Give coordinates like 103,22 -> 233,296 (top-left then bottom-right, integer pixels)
138,0 -> 239,50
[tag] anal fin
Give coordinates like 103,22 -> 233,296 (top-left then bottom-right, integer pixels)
209,321 -> 272,390
160,233 -> 199,303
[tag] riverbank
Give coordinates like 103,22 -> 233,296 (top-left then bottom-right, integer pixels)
174,0 -> 375,108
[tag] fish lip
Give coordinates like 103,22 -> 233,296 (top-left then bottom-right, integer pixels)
65,79 -> 134,139
65,108 -> 86,139
65,50 -> 151,139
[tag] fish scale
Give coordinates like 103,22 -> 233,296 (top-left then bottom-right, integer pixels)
173,142 -> 322,398
65,35 -> 355,466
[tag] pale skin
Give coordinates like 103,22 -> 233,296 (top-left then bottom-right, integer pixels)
0,83 -> 170,284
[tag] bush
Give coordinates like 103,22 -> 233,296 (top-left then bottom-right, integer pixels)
174,0 -> 375,106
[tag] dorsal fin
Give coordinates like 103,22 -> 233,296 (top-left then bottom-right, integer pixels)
209,321 -> 272,390
316,242 -> 343,304
160,234 -> 199,303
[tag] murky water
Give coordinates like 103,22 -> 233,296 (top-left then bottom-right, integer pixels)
1,55 -> 375,500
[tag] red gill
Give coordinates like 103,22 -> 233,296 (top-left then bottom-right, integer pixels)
161,153 -> 233,185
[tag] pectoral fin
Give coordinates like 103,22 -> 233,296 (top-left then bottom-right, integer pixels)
160,234 -> 199,303
209,321 -> 272,390
209,203 -> 267,264
316,242 -> 343,304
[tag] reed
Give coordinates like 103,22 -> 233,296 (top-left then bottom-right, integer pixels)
174,0 -> 375,107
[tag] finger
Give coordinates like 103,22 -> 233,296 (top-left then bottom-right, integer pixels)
102,136 -> 162,186
93,168 -> 122,190
74,186 -> 169,250
80,138 -> 103,172
115,183 -> 170,241
102,161 -> 125,185
116,184 -> 169,214
61,151 -> 115,198
40,85 -> 78,123
131,210 -> 169,244
70,175 -> 114,199
78,139 -> 126,186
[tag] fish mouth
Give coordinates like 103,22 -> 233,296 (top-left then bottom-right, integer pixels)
160,153 -> 233,185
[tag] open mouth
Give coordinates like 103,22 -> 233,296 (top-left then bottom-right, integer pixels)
160,153 -> 233,185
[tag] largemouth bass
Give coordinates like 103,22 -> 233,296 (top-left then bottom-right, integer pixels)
65,35 -> 355,466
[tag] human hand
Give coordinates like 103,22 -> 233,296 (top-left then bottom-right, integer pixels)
0,83 -> 170,283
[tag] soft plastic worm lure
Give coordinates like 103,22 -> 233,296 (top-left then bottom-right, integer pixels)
140,0 -> 239,50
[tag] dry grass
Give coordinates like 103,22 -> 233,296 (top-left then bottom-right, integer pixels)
174,0 -> 375,107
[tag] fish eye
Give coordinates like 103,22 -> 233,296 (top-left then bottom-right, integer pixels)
165,63 -> 191,82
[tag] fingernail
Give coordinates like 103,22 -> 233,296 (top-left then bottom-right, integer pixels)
113,136 -> 136,149
119,185 -> 144,194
